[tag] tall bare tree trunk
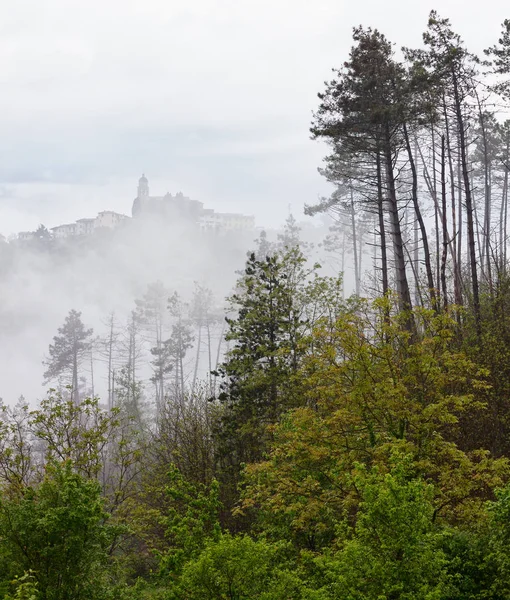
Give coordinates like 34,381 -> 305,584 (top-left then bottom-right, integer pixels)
107,313 -> 116,410
441,135 -> 449,309
457,144 -> 463,283
192,324 -> 202,395
384,130 -> 413,314
207,322 -> 213,395
350,187 -> 360,295
502,162 -> 509,272
376,151 -> 389,296
403,123 -> 436,308
90,349 -> 95,400
213,320 -> 226,396
432,127 -> 441,294
341,229 -> 346,298
72,351 -> 79,404
444,101 -> 463,307
452,70 -> 481,334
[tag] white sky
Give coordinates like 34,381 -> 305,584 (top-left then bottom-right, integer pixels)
0,0 -> 507,234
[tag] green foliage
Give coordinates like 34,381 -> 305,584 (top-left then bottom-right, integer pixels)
241,300 -> 508,547
30,394 -> 117,479
180,534 -> 306,600
159,465 -> 222,578
311,455 -> 452,600
0,394 -> 143,518
461,275 -> 510,456
217,249 -> 307,417
214,247 -> 344,517
0,461 -> 114,600
9,12 -> 510,588
3,572 -> 40,600
438,528 -> 494,600
482,483 -> 510,598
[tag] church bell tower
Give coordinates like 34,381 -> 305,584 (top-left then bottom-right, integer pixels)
133,174 -> 149,218
137,173 -> 149,198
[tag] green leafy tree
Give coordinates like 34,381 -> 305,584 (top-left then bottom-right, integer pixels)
215,248 -> 348,519
180,534 -> 305,600
242,299 -> 508,549
312,455 -> 452,600
482,482 -> 510,598
3,571 -> 40,600
0,394 -> 143,520
30,395 -> 116,480
160,465 -> 222,579
163,321 -> 194,400
0,461 -> 114,600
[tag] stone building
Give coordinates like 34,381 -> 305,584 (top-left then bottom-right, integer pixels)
132,174 -> 254,232
132,174 -> 204,221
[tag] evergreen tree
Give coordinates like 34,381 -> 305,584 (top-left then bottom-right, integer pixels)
135,281 -> 172,408
253,230 -> 276,261
413,11 -> 482,330
486,19 -> 510,97
276,214 -> 302,251
213,249 -> 313,514
166,292 -> 194,399
311,27 -> 414,315
43,310 -> 93,404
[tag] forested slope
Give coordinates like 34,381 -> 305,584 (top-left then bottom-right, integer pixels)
4,10 -> 510,599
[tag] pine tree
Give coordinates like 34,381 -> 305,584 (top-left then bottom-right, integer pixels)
416,11 -> 481,331
43,310 -> 93,404
213,247 -> 312,511
135,281 -> 172,408
311,27 -> 414,315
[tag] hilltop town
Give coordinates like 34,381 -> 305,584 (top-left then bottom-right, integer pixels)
17,175 -> 255,241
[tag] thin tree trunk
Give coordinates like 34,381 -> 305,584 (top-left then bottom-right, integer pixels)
432,127 -> 441,294
441,136 -> 449,309
403,123 -> 436,308
72,353 -> 78,404
192,324 -> 202,395
372,220 -> 378,294
358,228 -> 363,287
383,129 -> 413,314
207,322 -> 212,395
457,143 -> 463,280
90,349 -> 95,399
413,138 -> 421,306
350,186 -> 360,295
414,213 -> 420,306
341,228 -> 346,297
213,320 -> 226,396
444,102 -> 457,270
107,314 -> 115,410
444,101 -> 463,306
474,94 -> 493,290
503,162 -> 509,271
452,69 -> 481,334
376,151 -> 389,296
499,160 -> 507,272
